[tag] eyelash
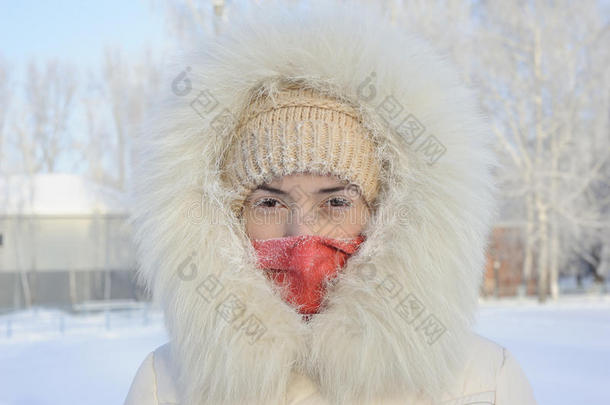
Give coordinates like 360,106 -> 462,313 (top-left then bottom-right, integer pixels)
252,197 -> 283,209
251,196 -> 352,209
324,196 -> 351,208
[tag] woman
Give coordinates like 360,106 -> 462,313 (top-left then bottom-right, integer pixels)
125,1 -> 538,404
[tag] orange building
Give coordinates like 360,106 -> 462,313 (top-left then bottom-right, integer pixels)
482,226 -> 537,297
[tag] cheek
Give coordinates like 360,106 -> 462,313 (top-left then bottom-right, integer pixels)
244,209 -> 286,239
349,208 -> 367,230
324,206 -> 369,238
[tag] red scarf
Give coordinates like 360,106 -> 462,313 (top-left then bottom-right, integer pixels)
251,234 -> 365,315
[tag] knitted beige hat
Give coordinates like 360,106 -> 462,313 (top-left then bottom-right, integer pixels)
220,84 -> 381,216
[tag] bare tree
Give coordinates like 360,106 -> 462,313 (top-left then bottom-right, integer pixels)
158,0 -> 216,40
349,0 -> 609,301
80,72 -> 113,184
76,48 -> 160,190
476,0 -> 610,301
12,60 -> 77,173
0,56 -> 11,173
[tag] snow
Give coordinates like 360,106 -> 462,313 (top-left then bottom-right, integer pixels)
474,295 -> 610,405
0,173 -> 128,216
0,308 -> 167,405
0,296 -> 608,405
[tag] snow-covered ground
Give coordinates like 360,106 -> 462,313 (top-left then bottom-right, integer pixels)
474,295 -> 610,405
0,307 -> 168,405
0,296 -> 608,405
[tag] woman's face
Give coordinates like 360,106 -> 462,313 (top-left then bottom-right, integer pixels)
243,173 -> 371,240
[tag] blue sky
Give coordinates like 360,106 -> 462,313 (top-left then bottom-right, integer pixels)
0,0 -> 168,72
0,0 -> 173,174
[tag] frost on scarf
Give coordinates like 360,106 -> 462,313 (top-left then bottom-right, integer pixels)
251,234 -> 365,316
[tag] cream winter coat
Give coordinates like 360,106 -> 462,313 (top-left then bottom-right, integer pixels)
124,1 -> 538,404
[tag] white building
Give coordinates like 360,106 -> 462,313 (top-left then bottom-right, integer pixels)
0,173 -> 141,310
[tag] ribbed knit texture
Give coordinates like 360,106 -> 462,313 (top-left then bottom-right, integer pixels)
221,86 -> 381,215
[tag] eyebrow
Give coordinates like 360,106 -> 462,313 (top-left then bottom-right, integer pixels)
255,185 -> 287,195
316,186 -> 350,194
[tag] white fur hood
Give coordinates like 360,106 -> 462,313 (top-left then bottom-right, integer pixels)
128,1 -> 499,404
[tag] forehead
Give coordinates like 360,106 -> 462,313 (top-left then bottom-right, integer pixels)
265,173 -> 348,190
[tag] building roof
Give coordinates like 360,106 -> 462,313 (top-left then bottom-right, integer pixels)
0,173 -> 128,216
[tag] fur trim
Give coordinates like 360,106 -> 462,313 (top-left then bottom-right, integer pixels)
128,1 -> 497,404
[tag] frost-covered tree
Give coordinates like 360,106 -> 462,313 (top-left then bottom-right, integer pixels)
11,60 -> 77,173
72,48 -> 163,190
475,0 -> 609,301
340,0 -> 610,301
0,57 -> 10,173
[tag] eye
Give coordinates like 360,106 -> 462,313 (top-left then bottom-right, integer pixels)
323,196 -> 352,208
252,197 -> 284,209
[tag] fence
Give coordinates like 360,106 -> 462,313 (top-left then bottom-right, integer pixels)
0,300 -> 164,339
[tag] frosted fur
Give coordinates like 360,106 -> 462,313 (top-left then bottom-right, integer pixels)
128,1 -> 497,404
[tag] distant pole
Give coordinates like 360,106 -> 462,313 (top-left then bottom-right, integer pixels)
213,0 -> 225,36
493,259 -> 501,298
20,272 -> 32,309
69,270 -> 77,308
